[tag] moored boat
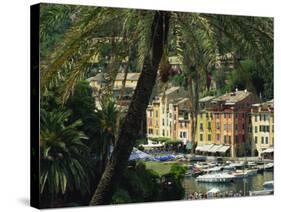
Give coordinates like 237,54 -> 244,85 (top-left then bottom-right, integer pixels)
196,173 -> 235,183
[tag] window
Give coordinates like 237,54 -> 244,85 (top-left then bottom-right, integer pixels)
235,124 -> 238,131
208,134 -> 211,141
272,125 -> 274,132
224,113 -> 226,118
208,122 -> 211,130
216,122 -> 220,130
150,111 -> 153,117
162,119 -> 165,126
255,115 -> 258,122
156,111 -> 158,118
216,134 -> 220,141
162,130 -> 165,136
156,120 -> 158,127
255,126 -> 258,133
235,135 -> 239,142
224,136 -> 227,143
216,113 -> 220,119
183,132 -> 186,138
235,113 -> 238,118
261,137 -> 264,144
148,129 -> 153,134
200,134 -> 203,141
224,124 -> 227,131
200,123 -> 203,131
265,137 -> 268,144
255,136 -> 258,144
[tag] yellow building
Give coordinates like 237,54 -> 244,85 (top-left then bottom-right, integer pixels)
248,100 -> 274,157
146,87 -> 188,140
88,72 -> 140,108
196,90 -> 259,158
197,96 -> 216,147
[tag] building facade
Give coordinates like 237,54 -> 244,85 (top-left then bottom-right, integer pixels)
248,100 -> 274,156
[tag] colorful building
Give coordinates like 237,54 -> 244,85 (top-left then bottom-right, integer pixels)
247,100 -> 274,157
196,90 -> 259,157
146,87 -> 189,140
88,72 -> 140,108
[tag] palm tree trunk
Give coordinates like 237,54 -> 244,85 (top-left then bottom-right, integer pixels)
90,11 -> 170,205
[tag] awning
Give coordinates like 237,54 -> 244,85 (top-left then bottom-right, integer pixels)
129,148 -> 153,160
195,145 -> 204,151
217,145 -> 230,153
197,144 -> 214,152
208,145 -> 223,153
262,147 -> 274,154
142,144 -> 164,149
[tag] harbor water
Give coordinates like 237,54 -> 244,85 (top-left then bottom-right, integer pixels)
183,171 -> 273,198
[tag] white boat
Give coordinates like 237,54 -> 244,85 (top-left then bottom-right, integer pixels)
263,181 -> 274,190
231,170 -> 248,179
196,173 -> 235,183
249,181 -> 274,196
264,163 -> 274,171
203,166 -> 223,173
249,190 -> 273,196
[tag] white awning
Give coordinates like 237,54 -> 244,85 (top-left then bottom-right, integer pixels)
217,145 -> 230,153
200,144 -> 214,152
262,147 -> 274,154
142,144 -> 164,149
195,145 -> 204,151
208,145 -> 223,153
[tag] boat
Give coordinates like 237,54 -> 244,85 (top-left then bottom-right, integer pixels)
196,173 -> 235,183
203,166 -> 223,173
264,163 -> 274,171
246,161 -> 257,168
231,170 -> 248,179
245,168 -> 258,176
249,190 -> 273,196
249,181 -> 274,196
263,181 -> 274,190
223,165 -> 236,171
185,168 -> 203,177
256,165 -> 265,173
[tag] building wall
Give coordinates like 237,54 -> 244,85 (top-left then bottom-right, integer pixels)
249,111 -> 274,156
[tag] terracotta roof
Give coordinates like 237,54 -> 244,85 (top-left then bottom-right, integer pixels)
212,90 -> 251,104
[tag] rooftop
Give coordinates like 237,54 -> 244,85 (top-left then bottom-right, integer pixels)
211,90 -> 251,105
199,96 -> 215,103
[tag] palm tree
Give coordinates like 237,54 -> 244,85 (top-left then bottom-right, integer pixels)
40,4 -> 273,205
94,99 -> 118,173
40,109 -> 93,206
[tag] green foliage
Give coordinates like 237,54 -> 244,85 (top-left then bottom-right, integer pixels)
170,164 -> 188,180
112,161 -> 161,204
112,189 -> 132,204
159,173 -> 185,201
40,109 -> 93,197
